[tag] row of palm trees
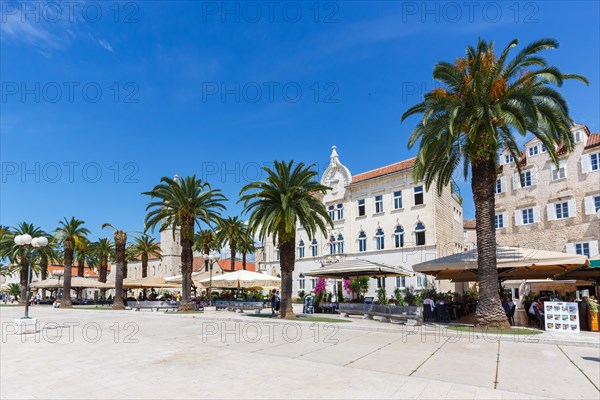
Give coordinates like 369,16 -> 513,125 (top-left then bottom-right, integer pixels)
0,214 -> 260,310
1,38 -> 586,327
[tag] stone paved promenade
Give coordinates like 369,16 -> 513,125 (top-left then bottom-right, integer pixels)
1,306 -> 599,399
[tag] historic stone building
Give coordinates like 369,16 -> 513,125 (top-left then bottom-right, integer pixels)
494,123 -> 600,259
259,146 -> 465,298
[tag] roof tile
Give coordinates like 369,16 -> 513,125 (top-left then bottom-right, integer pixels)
351,158 -> 416,184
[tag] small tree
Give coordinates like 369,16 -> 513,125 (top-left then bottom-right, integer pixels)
376,287 -> 388,305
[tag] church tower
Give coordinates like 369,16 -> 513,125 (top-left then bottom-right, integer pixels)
159,174 -> 182,277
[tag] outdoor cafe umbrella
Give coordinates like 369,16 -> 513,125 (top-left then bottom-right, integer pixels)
412,246 -> 588,282
31,276 -> 107,289
121,276 -> 181,289
304,258 -> 413,279
553,254 -> 600,283
164,271 -> 213,285
197,270 -> 281,289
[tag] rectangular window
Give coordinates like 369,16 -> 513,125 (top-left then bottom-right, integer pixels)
376,236 -> 384,250
393,190 -> 403,209
552,163 -> 567,180
358,237 -> 367,252
376,277 -> 386,289
336,204 -> 344,220
521,171 -> 532,187
495,178 -> 503,194
574,131 -> 582,143
299,278 -> 305,290
528,146 -> 539,157
396,276 -> 405,288
374,195 -> 384,213
540,143 -> 547,153
328,205 -> 335,221
310,278 -> 317,289
591,153 -> 599,171
298,246 -> 305,259
416,275 -> 426,288
505,154 -> 514,164
311,242 -> 318,257
414,186 -> 424,205
495,214 -> 504,229
522,208 -> 535,225
555,202 -> 569,219
595,196 -> 600,213
575,243 -> 590,258
357,199 -> 365,217
415,231 -> 426,246
394,233 -> 404,248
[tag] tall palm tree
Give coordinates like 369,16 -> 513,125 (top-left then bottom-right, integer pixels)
132,235 -> 162,278
401,38 -> 587,329
193,230 -> 221,272
216,216 -> 247,271
102,224 -> 128,309
55,218 -> 90,308
238,225 -> 256,270
89,238 -> 114,299
143,175 -> 226,311
75,237 -> 90,278
0,223 -> 50,304
240,160 -> 331,318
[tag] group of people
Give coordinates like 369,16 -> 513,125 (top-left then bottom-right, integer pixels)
270,289 -> 281,314
422,293 -> 475,321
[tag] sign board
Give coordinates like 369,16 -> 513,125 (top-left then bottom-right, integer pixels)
544,301 -> 579,333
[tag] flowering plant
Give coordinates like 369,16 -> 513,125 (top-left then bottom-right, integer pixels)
343,278 -> 352,294
314,278 -> 328,296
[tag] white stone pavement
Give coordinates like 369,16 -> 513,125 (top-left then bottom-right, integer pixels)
1,305 -> 599,400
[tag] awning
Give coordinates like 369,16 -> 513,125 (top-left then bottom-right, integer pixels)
412,247 -> 588,282
121,276 -> 181,289
304,258 -> 413,279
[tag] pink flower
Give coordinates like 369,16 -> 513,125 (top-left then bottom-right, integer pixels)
314,278 -> 327,296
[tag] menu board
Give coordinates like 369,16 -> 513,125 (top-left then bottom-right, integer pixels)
544,302 -> 579,333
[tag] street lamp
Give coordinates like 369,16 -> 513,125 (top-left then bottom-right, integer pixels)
14,234 -> 48,320
202,253 -> 221,306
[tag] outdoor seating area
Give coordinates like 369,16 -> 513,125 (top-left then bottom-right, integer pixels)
214,300 -> 264,313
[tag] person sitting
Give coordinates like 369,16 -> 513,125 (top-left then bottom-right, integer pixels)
501,296 -> 509,314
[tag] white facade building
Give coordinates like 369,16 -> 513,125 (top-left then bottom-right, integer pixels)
259,146 -> 465,298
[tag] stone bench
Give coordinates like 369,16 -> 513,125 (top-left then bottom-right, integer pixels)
127,301 -> 180,312
339,303 -> 423,325
214,300 -> 263,313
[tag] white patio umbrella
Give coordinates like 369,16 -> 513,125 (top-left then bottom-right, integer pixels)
31,276 -> 106,289
305,258 -> 413,279
412,247 -> 588,282
197,270 -> 281,289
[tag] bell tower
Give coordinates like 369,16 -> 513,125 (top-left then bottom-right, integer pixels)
158,174 -> 182,277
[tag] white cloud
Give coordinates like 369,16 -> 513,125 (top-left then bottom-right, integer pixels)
98,39 -> 113,52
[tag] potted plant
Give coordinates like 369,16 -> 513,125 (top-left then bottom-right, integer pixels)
585,297 -> 598,332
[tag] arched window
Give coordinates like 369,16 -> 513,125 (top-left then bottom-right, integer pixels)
310,239 -> 318,257
394,225 -> 405,248
358,231 -> 367,252
298,240 -> 305,258
375,228 -> 385,250
329,234 -> 336,255
415,222 -> 426,246
298,273 -> 306,290
328,205 -> 335,221
336,233 -> 344,254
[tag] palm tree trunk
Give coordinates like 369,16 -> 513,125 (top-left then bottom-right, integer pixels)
230,244 -> 236,271
472,159 -> 510,329
279,239 -> 295,319
41,255 -> 48,299
142,254 -> 148,278
112,234 -> 126,310
99,257 -> 107,299
62,241 -> 73,308
179,222 -> 194,311
242,252 -> 247,270
18,258 -> 27,306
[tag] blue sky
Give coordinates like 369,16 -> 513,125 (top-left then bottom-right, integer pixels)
1,1 -> 599,240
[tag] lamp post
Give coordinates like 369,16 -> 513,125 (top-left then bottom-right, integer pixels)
14,234 -> 49,320
202,253 -> 221,306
